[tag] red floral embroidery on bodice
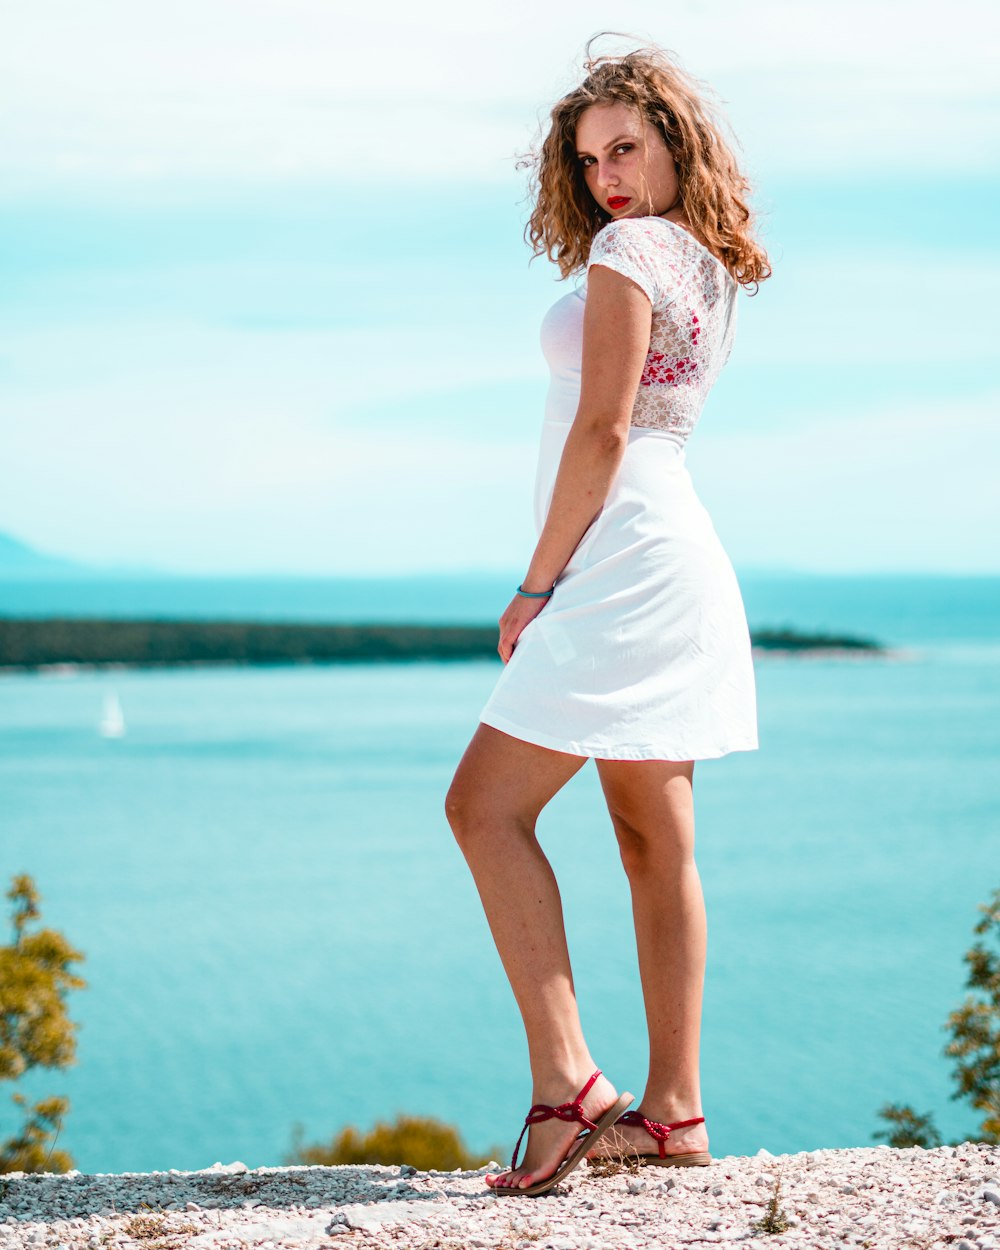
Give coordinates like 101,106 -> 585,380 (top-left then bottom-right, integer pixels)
586,217 -> 739,442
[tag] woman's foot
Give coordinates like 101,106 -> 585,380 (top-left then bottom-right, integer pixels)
486,1070 -> 624,1192
586,1105 -> 710,1162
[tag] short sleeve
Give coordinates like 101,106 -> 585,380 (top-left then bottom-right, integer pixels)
586,219 -> 670,306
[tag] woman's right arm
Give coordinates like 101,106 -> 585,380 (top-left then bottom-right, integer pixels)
498,263 -> 652,662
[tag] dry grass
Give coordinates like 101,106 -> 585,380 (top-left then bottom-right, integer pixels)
498,1218 -> 554,1247
585,1125 -> 643,1178
100,1210 -> 199,1248
749,1171 -> 791,1235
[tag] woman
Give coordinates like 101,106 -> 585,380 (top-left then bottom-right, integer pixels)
445,40 -> 771,1198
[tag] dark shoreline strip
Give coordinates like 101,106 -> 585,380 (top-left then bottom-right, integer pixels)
0,617 -> 503,670
0,617 -> 887,672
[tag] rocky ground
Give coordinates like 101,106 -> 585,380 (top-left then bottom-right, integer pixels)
1,1141 -> 998,1250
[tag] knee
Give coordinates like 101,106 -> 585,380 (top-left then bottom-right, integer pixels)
613,815 -> 656,879
444,780 -> 486,851
443,781 -> 467,836
445,780 -> 534,855
611,811 -> 693,879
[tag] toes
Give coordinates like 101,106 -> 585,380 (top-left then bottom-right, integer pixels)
488,1167 -> 533,1191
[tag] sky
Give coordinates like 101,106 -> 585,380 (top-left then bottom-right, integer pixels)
1,0 -> 998,576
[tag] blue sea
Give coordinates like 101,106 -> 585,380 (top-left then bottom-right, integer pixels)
1,572 -> 998,1174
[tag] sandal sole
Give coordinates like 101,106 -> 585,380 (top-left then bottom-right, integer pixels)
640,1151 -> 712,1167
587,1151 -> 712,1168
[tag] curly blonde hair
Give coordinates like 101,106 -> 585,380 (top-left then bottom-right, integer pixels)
523,38 -> 771,293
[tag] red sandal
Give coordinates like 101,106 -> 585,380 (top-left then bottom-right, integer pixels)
489,1070 -> 634,1198
592,1110 -> 711,1167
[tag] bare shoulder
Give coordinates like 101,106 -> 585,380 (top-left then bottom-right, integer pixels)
576,260 -> 651,434
585,259 -> 655,308
581,256 -> 653,404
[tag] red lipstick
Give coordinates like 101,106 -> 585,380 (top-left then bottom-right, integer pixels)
607,196 -> 631,209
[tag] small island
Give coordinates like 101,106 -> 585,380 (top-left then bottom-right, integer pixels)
0,617 -> 887,672
750,626 -> 886,654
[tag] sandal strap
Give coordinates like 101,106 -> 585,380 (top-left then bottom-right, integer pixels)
509,1070 -> 603,1171
617,1110 -> 706,1159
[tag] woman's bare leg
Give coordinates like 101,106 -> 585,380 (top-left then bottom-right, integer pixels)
445,723 -> 624,1189
589,758 -> 710,1159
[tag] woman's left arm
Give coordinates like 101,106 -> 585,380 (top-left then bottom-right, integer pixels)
498,264 -> 652,663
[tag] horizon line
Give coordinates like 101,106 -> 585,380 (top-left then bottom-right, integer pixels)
3,565 -> 1000,581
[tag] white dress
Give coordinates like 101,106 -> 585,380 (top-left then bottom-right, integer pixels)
479,215 -> 758,762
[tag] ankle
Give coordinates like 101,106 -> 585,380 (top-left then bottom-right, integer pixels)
529,1056 -> 603,1099
639,1092 -> 704,1125
526,1068 -> 620,1142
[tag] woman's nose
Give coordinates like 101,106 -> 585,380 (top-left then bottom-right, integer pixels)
595,161 -> 618,188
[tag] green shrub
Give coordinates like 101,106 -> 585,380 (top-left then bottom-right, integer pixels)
286,1114 -> 498,1171
872,1103 -> 943,1149
875,885 -> 1000,1148
0,874 -> 86,1173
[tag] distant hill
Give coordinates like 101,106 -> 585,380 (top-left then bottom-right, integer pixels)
0,530 -> 157,579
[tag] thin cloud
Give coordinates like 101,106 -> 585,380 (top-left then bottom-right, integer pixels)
1,0 -> 997,189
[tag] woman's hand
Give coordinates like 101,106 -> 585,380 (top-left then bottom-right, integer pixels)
498,592 -> 550,664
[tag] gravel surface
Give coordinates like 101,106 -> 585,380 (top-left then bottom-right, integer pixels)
1,1141 -> 998,1249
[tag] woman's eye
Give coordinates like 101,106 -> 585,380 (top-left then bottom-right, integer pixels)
579,156 -> 596,167
615,144 -> 633,156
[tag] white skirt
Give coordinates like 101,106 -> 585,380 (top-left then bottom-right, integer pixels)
478,420 -> 759,761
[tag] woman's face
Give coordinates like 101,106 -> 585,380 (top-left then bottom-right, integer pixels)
575,101 -> 681,221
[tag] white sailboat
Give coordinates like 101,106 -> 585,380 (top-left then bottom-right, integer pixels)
98,691 -> 126,738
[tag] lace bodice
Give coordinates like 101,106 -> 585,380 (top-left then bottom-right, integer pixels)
540,216 -> 738,445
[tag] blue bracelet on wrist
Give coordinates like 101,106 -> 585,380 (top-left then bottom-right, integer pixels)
517,584 -> 554,599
